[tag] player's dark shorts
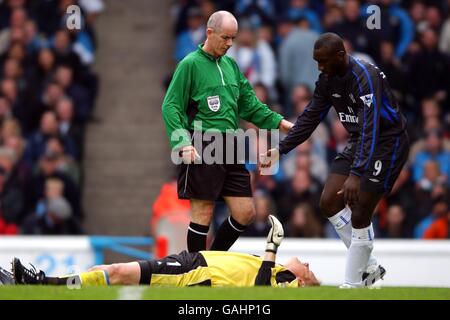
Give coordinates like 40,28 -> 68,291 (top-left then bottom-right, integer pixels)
177,132 -> 252,201
137,250 -> 207,285
330,131 -> 410,194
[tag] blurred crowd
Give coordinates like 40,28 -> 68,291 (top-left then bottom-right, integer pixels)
155,0 -> 450,240
0,0 -> 103,235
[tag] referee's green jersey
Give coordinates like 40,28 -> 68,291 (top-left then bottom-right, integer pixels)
162,44 -> 284,150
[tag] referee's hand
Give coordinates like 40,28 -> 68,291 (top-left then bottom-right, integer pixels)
259,148 -> 279,169
181,145 -> 201,164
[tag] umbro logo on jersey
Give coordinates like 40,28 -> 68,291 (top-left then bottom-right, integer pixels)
369,178 -> 380,183
332,93 -> 341,98
360,94 -> 373,108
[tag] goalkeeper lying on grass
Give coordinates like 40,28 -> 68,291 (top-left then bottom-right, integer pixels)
1,215 -> 320,287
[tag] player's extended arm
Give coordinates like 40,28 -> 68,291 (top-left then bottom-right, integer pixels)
278,86 -> 331,155
260,86 -> 330,169
254,215 -> 284,286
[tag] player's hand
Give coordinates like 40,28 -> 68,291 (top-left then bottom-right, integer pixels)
266,215 -> 284,253
181,145 -> 201,164
279,119 -> 294,134
259,148 -> 280,169
338,174 -> 360,207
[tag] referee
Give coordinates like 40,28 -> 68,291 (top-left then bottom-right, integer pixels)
162,11 -> 292,252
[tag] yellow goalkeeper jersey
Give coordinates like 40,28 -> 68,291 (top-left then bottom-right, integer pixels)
148,251 -> 299,288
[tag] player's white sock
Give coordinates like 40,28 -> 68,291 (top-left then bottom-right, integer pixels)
328,207 -> 352,247
344,225 -> 374,286
328,209 -> 378,270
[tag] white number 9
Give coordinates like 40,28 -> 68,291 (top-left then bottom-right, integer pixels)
373,160 -> 382,176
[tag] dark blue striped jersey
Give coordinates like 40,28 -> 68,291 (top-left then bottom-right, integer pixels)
278,56 -> 407,176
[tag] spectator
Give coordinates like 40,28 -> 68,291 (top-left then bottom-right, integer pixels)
235,0 -> 276,27
24,111 -> 78,166
175,7 -> 205,62
378,204 -> 412,238
0,148 -> 24,226
22,177 -> 82,234
56,97 -> 84,157
52,30 -> 83,77
286,0 -> 322,34
30,150 -> 81,218
413,160 -> 448,228
407,28 -> 450,104
411,129 -> 450,185
272,168 -> 322,225
227,20 -> 277,99
329,0 -> 379,60
45,136 -> 80,186
35,48 -> 56,86
423,195 -> 450,239
54,64 -> 91,124
416,194 -> 450,239
285,203 -> 323,238
279,16 -> 319,110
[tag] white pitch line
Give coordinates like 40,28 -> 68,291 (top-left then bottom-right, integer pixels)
117,286 -> 145,300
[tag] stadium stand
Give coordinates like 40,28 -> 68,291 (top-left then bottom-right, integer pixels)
0,0 -> 100,235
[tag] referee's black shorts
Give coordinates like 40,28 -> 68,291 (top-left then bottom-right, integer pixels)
330,131 -> 410,194
177,133 -> 252,201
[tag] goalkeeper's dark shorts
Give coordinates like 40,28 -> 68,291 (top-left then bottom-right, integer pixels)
137,250 -> 209,286
177,132 -> 252,201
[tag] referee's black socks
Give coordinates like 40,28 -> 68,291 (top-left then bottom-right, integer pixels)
210,216 -> 247,251
187,222 -> 210,252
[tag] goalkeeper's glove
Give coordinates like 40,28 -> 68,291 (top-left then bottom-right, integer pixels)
266,215 -> 284,253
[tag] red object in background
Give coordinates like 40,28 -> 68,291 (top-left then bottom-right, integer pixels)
151,181 -> 190,233
155,236 -> 168,259
0,216 -> 18,235
376,197 -> 388,229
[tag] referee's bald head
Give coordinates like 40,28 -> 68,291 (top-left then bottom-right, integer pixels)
204,11 -> 238,57
207,11 -> 237,33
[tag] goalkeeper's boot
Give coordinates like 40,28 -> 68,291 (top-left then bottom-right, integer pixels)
12,258 -> 46,285
0,266 -> 15,285
362,265 -> 386,287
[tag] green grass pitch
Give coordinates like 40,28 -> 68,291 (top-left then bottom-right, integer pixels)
1,286 -> 450,300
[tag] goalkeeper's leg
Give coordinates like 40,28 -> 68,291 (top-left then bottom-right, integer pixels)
44,262 -> 140,286
12,257 -> 140,286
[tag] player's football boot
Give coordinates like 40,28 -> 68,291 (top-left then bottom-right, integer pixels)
12,258 -> 46,285
362,265 -> 386,287
0,266 -> 15,285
